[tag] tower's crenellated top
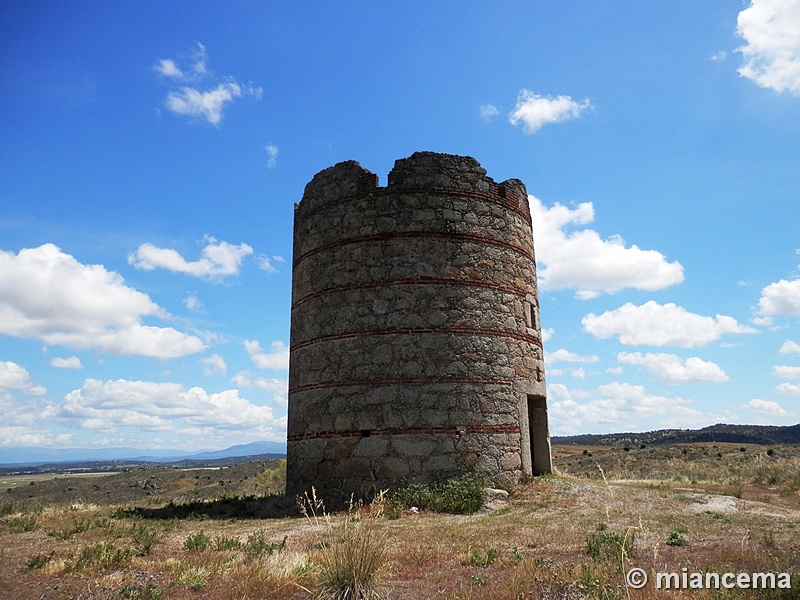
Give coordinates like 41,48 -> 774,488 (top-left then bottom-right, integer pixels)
297,152 -> 530,219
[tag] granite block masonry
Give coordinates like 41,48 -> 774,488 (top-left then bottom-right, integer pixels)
287,151 -> 551,505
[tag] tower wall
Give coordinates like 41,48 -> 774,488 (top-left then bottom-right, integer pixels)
287,152 -> 550,504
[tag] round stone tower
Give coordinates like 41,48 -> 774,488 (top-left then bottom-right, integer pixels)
287,151 -> 550,504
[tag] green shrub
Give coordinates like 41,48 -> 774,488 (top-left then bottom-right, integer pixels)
390,476 -> 484,514
117,583 -> 164,600
586,528 -> 636,567
213,534 -> 242,551
255,459 -> 287,495
462,547 -> 499,567
244,530 -> 286,555
71,542 -> 131,571
183,530 -> 211,552
4,513 -> 40,533
25,552 -> 54,572
666,530 -> 688,547
132,524 -> 160,556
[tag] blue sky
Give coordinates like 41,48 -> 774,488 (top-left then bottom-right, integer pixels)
1,1 -> 799,454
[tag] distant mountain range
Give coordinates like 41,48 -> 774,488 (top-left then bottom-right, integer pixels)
3,423 -> 799,468
0,440 -> 286,467
552,423 -> 800,447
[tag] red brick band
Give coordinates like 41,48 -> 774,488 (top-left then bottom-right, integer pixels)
287,424 -> 521,443
297,186 -> 530,223
293,230 -> 534,269
289,376 -> 513,395
290,326 -> 543,352
292,277 -> 529,309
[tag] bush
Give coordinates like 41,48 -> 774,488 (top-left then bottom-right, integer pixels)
71,542 -> 131,571
25,552 -> 54,572
301,488 -> 389,600
132,524 -> 160,556
4,513 -> 40,533
586,528 -> 636,567
183,530 -> 211,552
390,476 -> 485,514
244,530 -> 286,556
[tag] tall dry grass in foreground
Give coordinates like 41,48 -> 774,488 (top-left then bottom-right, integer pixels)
300,488 -> 390,600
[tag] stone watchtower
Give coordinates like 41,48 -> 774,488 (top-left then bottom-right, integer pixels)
287,151 -> 550,504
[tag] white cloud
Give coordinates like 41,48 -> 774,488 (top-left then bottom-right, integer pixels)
200,354 -> 227,377
183,294 -> 205,313
745,398 -> 791,415
59,378 -> 278,433
780,340 -> 800,354
166,83 -> 247,126
154,42 -> 208,81
480,104 -> 500,120
509,90 -> 592,134
617,351 -> 729,384
777,383 -> 800,395
0,244 -> 206,359
265,144 -> 278,169
156,43 -> 261,126
243,340 -> 289,371
546,348 -> 599,363
230,371 -> 288,407
773,365 -> 800,379
583,301 -> 757,348
529,196 -> 684,296
0,361 -> 46,396
736,0 -> 800,94
154,59 -> 185,79
50,356 -> 82,369
258,256 -> 278,273
547,381 -> 710,435
759,277 -> 800,316
129,236 -> 253,280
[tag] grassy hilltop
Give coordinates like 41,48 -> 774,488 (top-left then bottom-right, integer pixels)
1,436 -> 799,599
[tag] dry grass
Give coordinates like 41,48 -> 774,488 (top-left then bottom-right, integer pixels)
1,445 -> 799,598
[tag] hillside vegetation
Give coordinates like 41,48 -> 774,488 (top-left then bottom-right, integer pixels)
1,443 -> 799,599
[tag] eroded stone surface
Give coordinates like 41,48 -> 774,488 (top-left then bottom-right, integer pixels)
287,152 -> 551,505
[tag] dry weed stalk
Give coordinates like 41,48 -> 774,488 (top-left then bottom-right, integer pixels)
300,488 -> 390,600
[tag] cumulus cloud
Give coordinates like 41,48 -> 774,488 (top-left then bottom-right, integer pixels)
582,301 -> 757,348
773,365 -> 800,379
777,383 -> 800,395
617,351 -> 729,384
59,378 -> 278,433
230,371 -> 288,406
0,244 -> 206,358
128,236 -> 253,280
547,381 -> 711,435
509,91 -> 592,134
736,0 -> 800,94
50,356 -> 82,369
529,196 -> 684,297
758,277 -> 800,316
243,340 -> 289,371
780,340 -> 800,354
0,361 -> 46,396
545,349 -> 599,364
155,42 -> 261,126
200,354 -> 227,377
745,398 -> 791,416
